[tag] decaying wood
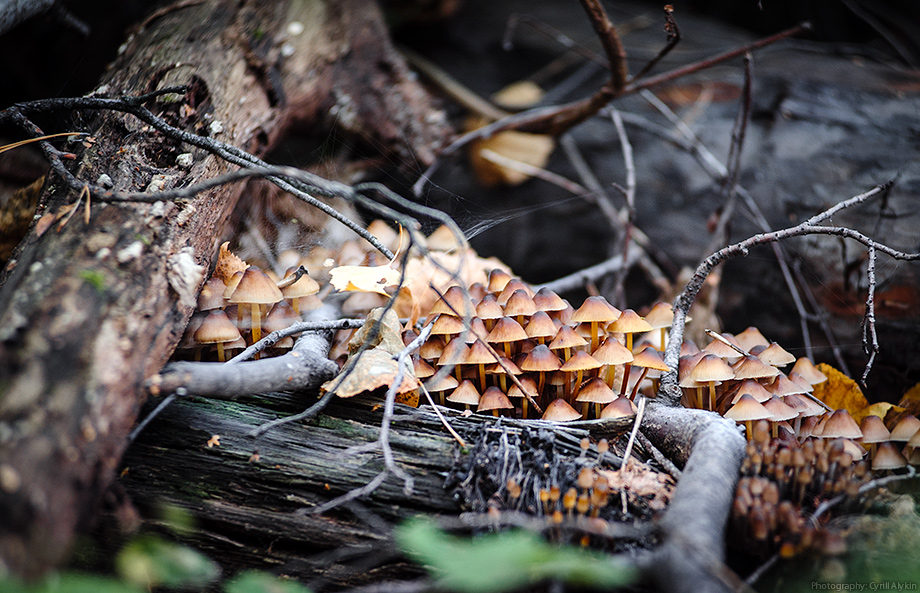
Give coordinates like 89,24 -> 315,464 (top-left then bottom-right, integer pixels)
0,0 -> 448,577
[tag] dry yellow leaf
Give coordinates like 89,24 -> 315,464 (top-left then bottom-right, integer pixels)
811,363 -> 868,414
348,307 -> 404,356
852,402 -> 903,425
897,382 -> 920,417
213,241 -> 248,283
492,80 -> 544,109
469,127 -> 555,187
329,263 -> 401,296
323,347 -> 419,398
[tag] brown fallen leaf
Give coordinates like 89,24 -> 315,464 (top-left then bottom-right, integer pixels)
323,347 -> 419,399
213,241 -> 249,283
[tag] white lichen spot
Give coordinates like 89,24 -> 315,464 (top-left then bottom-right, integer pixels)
149,201 -> 166,218
176,153 -> 193,168
167,247 -> 205,308
90,84 -> 110,96
175,204 -> 196,226
280,43 -> 295,58
116,241 -> 144,264
29,261 -> 43,274
95,248 -> 111,260
146,174 -> 170,193
209,120 -> 224,135
96,173 -> 113,188
287,21 -> 304,36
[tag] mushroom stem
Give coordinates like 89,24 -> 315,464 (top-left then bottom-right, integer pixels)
619,362 -> 633,397
522,398 -> 529,420
629,367 -> 650,401
744,420 -> 753,441
478,364 -> 487,393
291,299 -> 301,316
590,321 -> 599,352
216,342 -> 226,363
251,304 -> 262,359
707,381 -> 716,412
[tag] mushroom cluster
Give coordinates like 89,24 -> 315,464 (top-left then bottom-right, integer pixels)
178,253 -> 321,362
411,271 -> 672,420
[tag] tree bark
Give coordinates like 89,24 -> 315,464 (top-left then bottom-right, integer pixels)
0,0 -> 448,577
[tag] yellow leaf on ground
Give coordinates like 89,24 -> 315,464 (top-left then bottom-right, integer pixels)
322,347 -> 419,399
348,307 -> 404,356
329,263 -> 401,296
811,363 -> 868,414
897,382 -> 920,417
853,402 -> 903,425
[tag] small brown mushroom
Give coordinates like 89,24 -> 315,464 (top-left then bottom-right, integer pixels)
195,310 -> 243,363
477,386 -> 514,417
541,398 -> 582,422
226,266 -> 283,351
571,296 -> 620,352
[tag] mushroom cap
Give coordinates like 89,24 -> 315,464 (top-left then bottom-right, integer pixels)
642,302 -> 674,330
520,344 -> 561,372
702,334 -> 744,361
631,345 -> 670,372
525,311 -> 559,341
680,340 -> 701,357
787,371 -> 815,393
532,287 -> 568,312
507,376 -> 538,399
466,340 -> 500,365
497,279 -> 533,305
757,342 -> 796,367
734,326 -> 770,351
464,317 -> 491,344
782,393 -> 824,417
280,267 -> 320,299
600,397 -> 637,419
560,350 -> 601,372
475,293 -> 504,321
487,269 -> 513,294
678,352 -> 706,384
437,337 -> 471,366
503,289 -> 537,318
607,308 -> 652,334
592,337 -> 634,365
263,300 -> 301,334
728,379 -> 775,404
791,357 -> 828,384
430,313 -> 465,337
724,393 -> 774,422
477,387 -> 514,412
198,277 -> 228,311
413,358 -> 436,379
690,354 -> 735,383
575,378 -> 616,404
194,310 -> 242,345
571,296 -> 621,324
447,380 -> 481,406
227,267 -> 284,305
548,325 -> 588,352
872,442 -> 908,470
820,409 -> 863,440
430,285 -> 473,318
762,396 -> 799,422
732,355 -> 781,380
766,372 -> 808,397
858,415 -> 891,444
486,357 -> 522,376
486,317 -> 528,344
418,336 -> 445,361
425,372 -> 459,392
222,270 -> 246,299
889,415 -> 920,441
541,398 -> 582,421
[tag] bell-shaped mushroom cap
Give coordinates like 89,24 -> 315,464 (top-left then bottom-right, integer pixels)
503,289 -> 537,318
787,371 -> 815,393
198,277 -> 228,311
486,317 -> 528,345
464,317 -> 491,344
724,393 -> 774,422
430,285 -> 473,317
791,357 -> 828,384
263,300 -> 301,334
507,376 -> 538,399
447,379 -> 481,406
762,396 -> 798,422
532,287 -> 568,312
195,310 -> 242,345
227,267 -> 284,305
732,355 -> 781,380
476,293 -> 504,322
690,354 -> 735,383
757,342 -> 796,367
643,302 -> 674,330
487,269 -> 513,294
222,270 -> 246,299
766,372 -> 808,397
631,345 -> 670,372
890,415 -> 920,442
858,415 -> 891,444
820,409 -> 863,440
571,296 -> 621,324
413,358 -> 436,379
592,337 -> 634,365
466,340 -> 499,365
575,378 -> 616,404
548,325 -> 588,352
600,397 -> 638,419
486,356 -> 522,377
729,379 -> 775,404
280,267 -> 320,299
520,344 -> 562,372
425,372 -> 459,393
541,398 -> 582,421
560,350 -> 601,373
419,336 -> 445,361
734,326 -> 770,351
678,352 -> 706,384
525,311 -> 558,341
497,279 -> 534,305
702,334 -> 744,362
430,314 -> 465,337
437,337 -> 471,366
608,308 -> 652,335
872,441 -> 908,470
680,340 -> 701,356
477,387 -> 514,413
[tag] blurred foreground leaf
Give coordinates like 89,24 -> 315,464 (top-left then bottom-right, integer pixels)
116,535 -> 219,589
396,519 -> 635,593
0,573 -> 141,593
225,570 -> 313,593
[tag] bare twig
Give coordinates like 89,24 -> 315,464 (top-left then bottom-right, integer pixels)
861,245 -> 879,385
420,385 -> 466,447
477,148 -> 588,195
811,466 -> 917,521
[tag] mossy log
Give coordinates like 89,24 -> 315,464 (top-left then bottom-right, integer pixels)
0,0 -> 448,577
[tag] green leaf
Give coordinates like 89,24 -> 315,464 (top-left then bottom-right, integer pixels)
396,518 -> 635,593
225,570 -> 313,593
1,572 -> 142,593
116,535 -> 219,589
